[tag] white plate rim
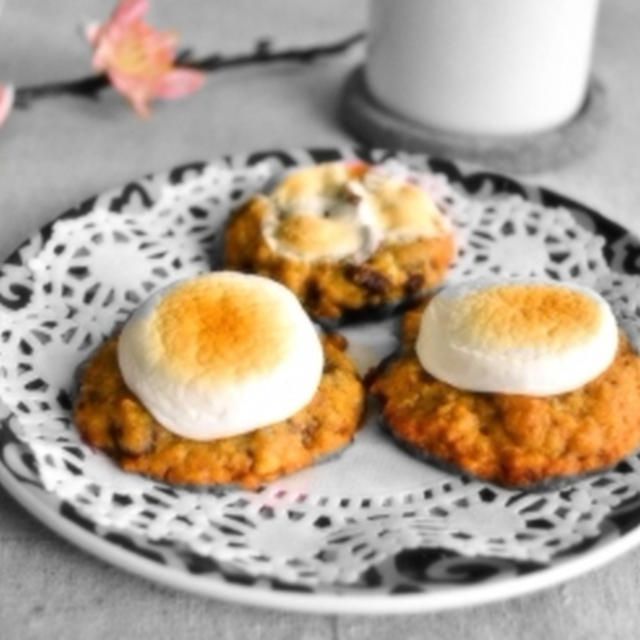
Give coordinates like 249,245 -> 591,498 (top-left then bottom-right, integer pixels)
3,460 -> 640,615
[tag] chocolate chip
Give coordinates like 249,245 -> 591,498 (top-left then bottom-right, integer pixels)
405,273 -> 425,295
345,264 -> 390,294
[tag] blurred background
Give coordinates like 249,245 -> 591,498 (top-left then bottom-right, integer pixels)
0,0 -> 638,260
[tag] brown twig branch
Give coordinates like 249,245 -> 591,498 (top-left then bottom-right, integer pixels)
14,31 -> 366,110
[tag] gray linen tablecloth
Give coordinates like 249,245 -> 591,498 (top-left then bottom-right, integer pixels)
1,1 -> 639,638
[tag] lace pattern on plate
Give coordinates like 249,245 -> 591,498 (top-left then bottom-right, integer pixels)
1,147 -> 640,594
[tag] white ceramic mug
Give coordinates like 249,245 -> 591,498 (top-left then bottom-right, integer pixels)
365,0 -> 601,136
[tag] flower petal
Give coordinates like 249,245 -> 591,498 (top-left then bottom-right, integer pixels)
154,68 -> 205,99
91,0 -> 150,69
0,84 -> 15,128
153,29 -> 178,54
83,21 -> 102,46
108,71 -> 153,118
110,0 -> 149,27
87,0 -> 200,118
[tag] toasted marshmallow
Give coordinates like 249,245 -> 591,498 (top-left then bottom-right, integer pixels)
117,272 -> 323,440
262,162 -> 449,263
362,168 -> 450,243
416,280 -> 618,395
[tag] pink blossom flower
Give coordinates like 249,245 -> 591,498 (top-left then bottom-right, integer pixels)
87,0 -> 204,117
0,84 -> 14,128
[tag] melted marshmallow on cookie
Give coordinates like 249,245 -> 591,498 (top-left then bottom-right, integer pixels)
117,272 -> 323,440
262,162 -> 450,263
415,279 -> 618,395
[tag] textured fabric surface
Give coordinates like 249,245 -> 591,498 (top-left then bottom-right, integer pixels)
1,1 -> 640,637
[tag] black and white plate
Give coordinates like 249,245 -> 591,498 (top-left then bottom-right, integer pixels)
2,148 -> 640,615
